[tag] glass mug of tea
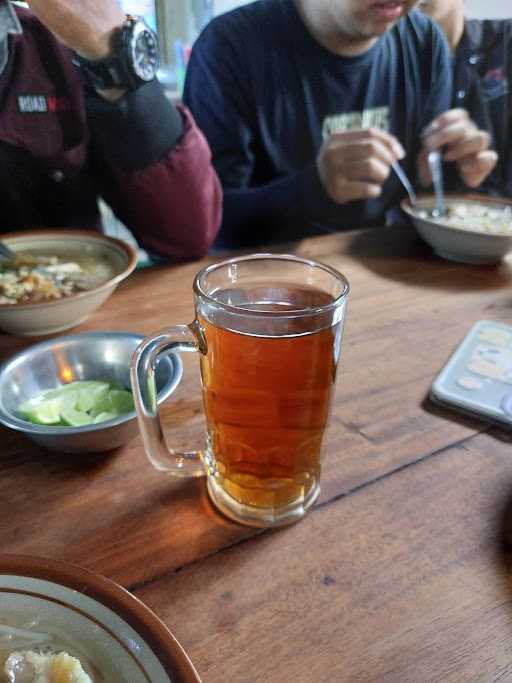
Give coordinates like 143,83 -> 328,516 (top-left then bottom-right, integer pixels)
131,254 -> 349,527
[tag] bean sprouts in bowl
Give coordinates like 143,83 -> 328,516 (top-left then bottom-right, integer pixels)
402,194 -> 512,264
0,230 -> 137,336
0,554 -> 202,682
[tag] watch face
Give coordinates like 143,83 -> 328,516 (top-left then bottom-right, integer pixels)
131,24 -> 159,81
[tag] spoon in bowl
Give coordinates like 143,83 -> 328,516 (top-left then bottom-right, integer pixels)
391,159 -> 417,209
0,242 -> 16,262
428,149 -> 446,218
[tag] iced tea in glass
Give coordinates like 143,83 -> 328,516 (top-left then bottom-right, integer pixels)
131,254 -> 349,527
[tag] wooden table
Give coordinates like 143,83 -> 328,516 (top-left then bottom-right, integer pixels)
2,225 -> 512,682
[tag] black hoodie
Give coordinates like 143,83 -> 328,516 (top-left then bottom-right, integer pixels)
454,19 -> 512,197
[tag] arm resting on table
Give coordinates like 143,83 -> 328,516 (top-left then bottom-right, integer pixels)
88,82 -> 222,259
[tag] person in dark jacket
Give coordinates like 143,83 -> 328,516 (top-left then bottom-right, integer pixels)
418,0 -> 512,197
184,0 -> 497,249
0,0 -> 222,259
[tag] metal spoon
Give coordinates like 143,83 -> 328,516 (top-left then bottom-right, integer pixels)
428,150 -> 446,217
391,160 -> 417,208
0,241 -> 16,261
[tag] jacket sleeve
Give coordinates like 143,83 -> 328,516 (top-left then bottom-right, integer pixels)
86,81 -> 222,259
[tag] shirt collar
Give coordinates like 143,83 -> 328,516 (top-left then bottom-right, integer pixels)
0,1 -> 22,76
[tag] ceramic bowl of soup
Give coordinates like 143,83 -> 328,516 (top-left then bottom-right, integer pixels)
402,194 -> 512,264
0,230 -> 137,336
0,554 -> 202,682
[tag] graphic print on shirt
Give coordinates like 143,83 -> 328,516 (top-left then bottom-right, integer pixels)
481,67 -> 509,102
17,94 -> 71,114
322,106 -> 390,139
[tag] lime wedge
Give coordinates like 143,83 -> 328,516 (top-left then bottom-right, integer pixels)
60,405 -> 92,427
18,396 -> 43,414
93,411 -> 117,424
43,383 -> 80,398
108,389 -> 134,415
76,382 -> 110,412
89,395 -> 112,418
19,397 -> 62,425
18,380 -> 135,427
90,389 -> 134,417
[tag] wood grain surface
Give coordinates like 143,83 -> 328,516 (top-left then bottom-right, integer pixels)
136,431 -> 512,683
1,224 -> 511,681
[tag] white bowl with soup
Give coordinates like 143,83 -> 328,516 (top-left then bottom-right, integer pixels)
0,554 -> 202,682
402,194 -> 512,264
0,230 -> 137,336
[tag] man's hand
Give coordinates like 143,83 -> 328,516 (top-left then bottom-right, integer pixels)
419,109 -> 498,188
317,128 -> 405,204
28,0 -> 126,60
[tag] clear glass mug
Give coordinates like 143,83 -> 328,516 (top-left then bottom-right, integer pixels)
130,254 -> 350,527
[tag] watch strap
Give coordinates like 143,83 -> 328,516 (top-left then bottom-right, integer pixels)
73,17 -> 156,92
74,55 -> 136,91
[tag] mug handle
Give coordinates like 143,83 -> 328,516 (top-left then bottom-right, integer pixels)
130,321 -> 206,478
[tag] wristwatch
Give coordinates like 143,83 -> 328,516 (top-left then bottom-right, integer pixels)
73,15 -> 159,91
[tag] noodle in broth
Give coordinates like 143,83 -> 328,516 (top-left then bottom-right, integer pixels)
0,619 -> 96,682
0,251 -> 115,305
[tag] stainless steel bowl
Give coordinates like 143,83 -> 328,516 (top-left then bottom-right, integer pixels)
0,332 -> 182,453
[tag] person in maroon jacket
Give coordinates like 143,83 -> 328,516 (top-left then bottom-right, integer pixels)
0,0 -> 222,259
